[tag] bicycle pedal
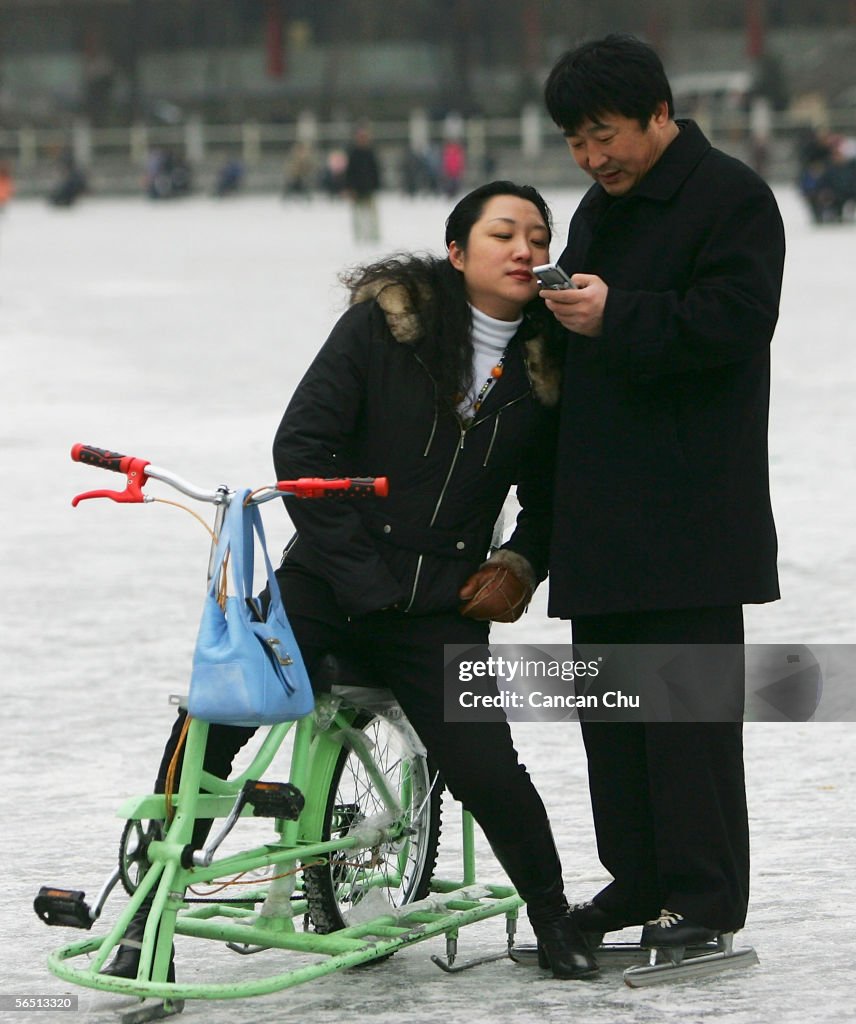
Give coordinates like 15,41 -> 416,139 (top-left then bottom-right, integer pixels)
33,886 -> 94,929
242,780 -> 305,820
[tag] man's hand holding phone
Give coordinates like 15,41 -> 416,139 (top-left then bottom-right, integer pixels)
534,263 -> 607,338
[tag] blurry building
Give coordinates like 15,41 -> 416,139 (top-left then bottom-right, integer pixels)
2,0 -> 856,128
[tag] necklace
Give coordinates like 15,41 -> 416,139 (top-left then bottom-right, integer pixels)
472,352 -> 506,412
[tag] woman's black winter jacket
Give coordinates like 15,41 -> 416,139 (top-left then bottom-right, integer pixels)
272,283 -> 560,618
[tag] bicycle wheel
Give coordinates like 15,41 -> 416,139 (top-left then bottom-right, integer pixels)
304,711 -> 442,932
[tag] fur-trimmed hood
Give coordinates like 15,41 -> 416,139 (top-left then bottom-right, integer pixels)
352,279 -> 562,407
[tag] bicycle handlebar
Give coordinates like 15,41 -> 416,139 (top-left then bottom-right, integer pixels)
277,477 -> 389,499
71,444 -> 151,506
70,444 -> 389,506
71,443 -> 145,475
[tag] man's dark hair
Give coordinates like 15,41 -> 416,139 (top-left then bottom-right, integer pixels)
544,34 -> 674,135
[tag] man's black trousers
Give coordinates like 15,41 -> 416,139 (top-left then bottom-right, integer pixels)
572,605 -> 749,933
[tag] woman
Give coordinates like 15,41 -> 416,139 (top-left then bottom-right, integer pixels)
105,181 -> 597,981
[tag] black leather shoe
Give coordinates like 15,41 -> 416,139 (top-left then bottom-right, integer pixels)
640,909 -> 719,949
568,899 -> 638,951
570,899 -> 630,933
534,913 -> 600,979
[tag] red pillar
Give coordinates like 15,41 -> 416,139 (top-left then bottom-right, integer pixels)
522,0 -> 542,74
266,0 -> 285,79
746,0 -> 765,59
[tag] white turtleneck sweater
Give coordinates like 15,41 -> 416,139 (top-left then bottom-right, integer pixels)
458,304 -> 522,416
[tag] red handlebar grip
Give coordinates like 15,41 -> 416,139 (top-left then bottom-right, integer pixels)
70,444 -> 151,506
350,476 -> 389,497
276,476 -> 389,498
71,444 -> 134,473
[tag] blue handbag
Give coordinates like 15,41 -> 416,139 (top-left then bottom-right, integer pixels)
187,489 -> 314,726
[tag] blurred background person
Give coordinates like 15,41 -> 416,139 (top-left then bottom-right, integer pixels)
797,127 -> 856,223
283,140 -> 316,199
344,124 -> 381,242
0,161 -> 15,213
144,147 -> 192,200
48,148 -> 87,208
399,145 -> 438,197
213,157 -> 244,198
440,137 -> 467,197
320,147 -> 348,198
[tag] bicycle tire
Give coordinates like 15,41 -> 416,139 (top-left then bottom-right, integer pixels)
304,710 -> 442,933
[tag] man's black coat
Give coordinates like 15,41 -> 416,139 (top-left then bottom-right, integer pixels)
550,120 -> 786,617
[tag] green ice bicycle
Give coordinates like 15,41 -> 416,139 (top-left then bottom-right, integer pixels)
34,445 -> 523,1023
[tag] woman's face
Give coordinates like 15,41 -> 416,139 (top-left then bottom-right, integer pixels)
448,195 -> 550,321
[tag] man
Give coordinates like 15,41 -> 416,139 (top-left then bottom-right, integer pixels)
541,35 -> 785,950
345,124 -> 381,242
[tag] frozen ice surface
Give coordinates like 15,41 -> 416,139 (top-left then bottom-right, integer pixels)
1,188 -> 854,1023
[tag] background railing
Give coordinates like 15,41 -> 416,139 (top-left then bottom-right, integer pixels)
6,105 -> 856,197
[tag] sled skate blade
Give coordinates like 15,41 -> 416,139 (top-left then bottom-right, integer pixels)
226,941 -> 271,955
512,941 -> 676,968
432,922 -> 515,973
431,949 -> 511,973
121,998 -> 184,1024
623,942 -> 759,987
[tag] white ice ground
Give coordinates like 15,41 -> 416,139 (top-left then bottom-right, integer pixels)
1,186 -> 854,1024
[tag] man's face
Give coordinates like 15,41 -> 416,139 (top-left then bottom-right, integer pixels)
564,102 -> 676,195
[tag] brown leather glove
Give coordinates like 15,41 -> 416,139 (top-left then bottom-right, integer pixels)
459,564 -> 533,623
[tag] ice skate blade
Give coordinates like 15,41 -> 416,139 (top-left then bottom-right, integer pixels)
623,944 -> 759,988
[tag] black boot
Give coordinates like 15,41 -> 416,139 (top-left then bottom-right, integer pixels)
101,902 -> 175,981
533,913 -> 600,979
490,834 -> 599,980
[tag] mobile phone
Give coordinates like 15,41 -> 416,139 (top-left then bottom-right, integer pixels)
533,263 -> 576,290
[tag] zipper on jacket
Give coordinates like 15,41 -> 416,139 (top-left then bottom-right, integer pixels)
403,423 -> 465,613
468,391 -> 528,471
470,390 -> 527,430
403,554 -> 424,613
483,412 -> 501,467
429,423 -> 467,527
412,350 -> 440,457
415,396 -> 523,602
403,357 -> 529,609
423,407 -> 439,457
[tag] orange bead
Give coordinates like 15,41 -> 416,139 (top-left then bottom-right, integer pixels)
491,365 -> 503,378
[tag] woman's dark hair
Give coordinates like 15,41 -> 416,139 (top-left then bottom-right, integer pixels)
342,180 -> 557,409
544,34 -> 674,136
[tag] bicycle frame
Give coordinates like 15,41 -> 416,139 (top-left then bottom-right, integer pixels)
42,446 -> 524,1018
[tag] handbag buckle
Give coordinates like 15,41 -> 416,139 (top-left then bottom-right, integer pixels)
265,637 -> 294,666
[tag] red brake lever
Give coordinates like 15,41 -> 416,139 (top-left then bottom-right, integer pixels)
71,457 -> 151,507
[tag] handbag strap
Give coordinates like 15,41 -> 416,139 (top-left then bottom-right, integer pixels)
220,489 -> 285,615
